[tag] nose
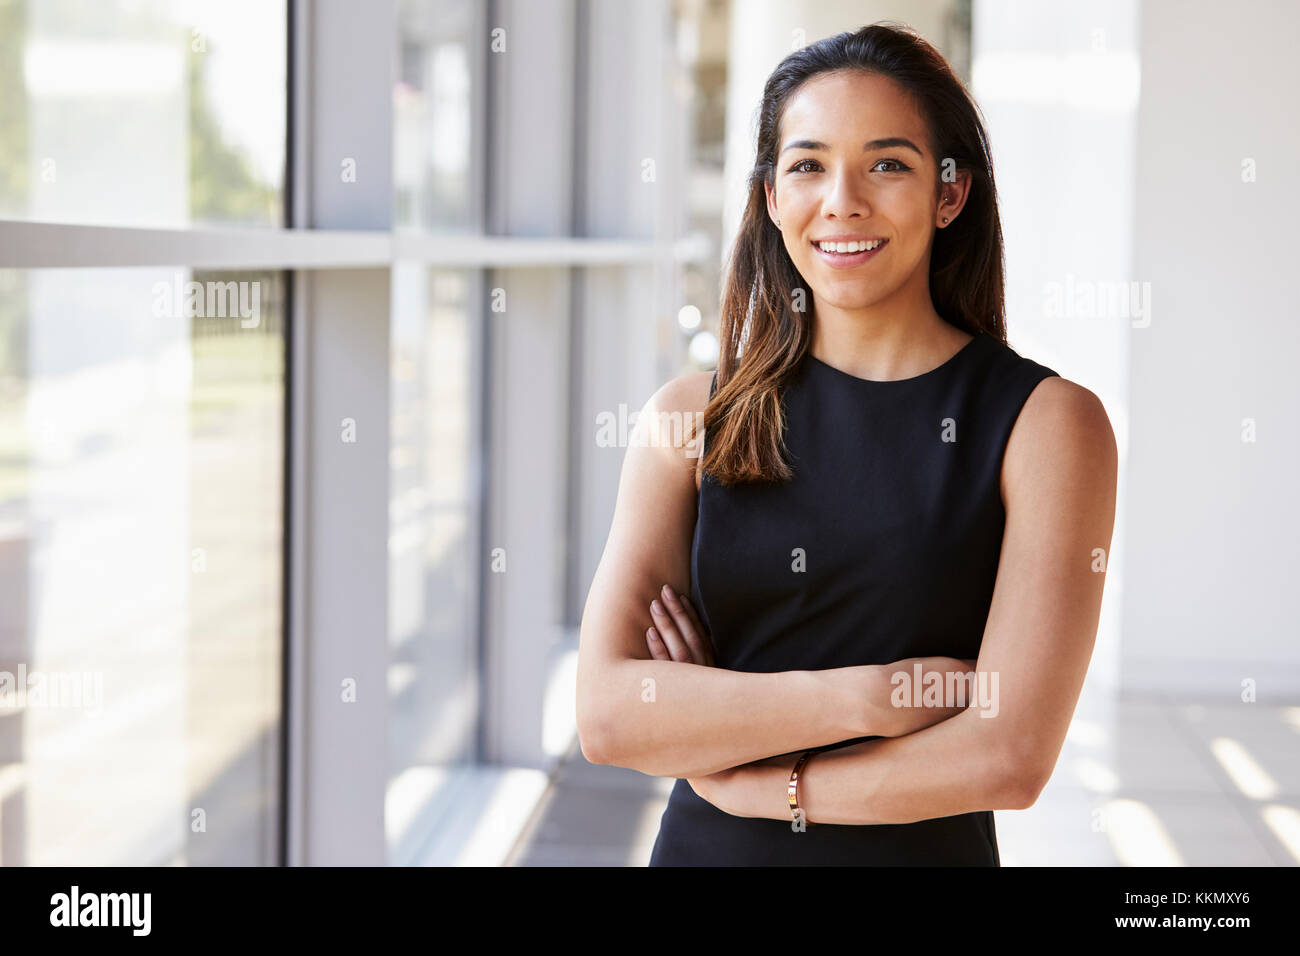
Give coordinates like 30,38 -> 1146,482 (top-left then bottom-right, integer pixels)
821,165 -> 871,220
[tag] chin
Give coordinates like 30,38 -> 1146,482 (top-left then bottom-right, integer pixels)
814,283 -> 886,309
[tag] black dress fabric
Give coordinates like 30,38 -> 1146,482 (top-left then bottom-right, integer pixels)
648,327 -> 1060,866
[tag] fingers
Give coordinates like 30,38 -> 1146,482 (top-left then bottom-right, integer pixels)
689,610 -> 716,667
677,592 -> 712,653
648,584 -> 713,666
661,584 -> 715,665
668,587 -> 715,666
646,624 -> 673,661
649,591 -> 692,662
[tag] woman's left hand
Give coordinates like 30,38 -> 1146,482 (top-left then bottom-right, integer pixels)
644,584 -> 715,667
643,586 -> 799,820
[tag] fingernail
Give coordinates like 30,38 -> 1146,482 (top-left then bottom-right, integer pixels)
662,586 -> 678,606
647,627 -> 658,640
651,600 -> 663,615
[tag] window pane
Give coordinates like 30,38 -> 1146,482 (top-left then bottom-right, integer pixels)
0,0 -> 286,228
0,267 -> 284,865
394,0 -> 481,233
387,264 -> 481,860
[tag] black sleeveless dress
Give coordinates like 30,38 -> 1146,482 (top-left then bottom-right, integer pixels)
647,328 -> 1060,866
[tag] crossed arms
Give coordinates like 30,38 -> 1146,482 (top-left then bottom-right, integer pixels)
575,371 -> 1117,825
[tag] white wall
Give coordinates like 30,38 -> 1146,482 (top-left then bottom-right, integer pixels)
972,0 -> 1139,698
976,0 -> 1300,699
1121,0 -> 1300,697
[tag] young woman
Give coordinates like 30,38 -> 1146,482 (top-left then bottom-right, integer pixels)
576,22 -> 1117,866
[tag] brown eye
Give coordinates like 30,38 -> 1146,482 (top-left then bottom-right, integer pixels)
873,158 -> 911,172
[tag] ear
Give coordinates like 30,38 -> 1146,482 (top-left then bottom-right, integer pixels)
764,178 -> 780,227
937,168 -> 973,227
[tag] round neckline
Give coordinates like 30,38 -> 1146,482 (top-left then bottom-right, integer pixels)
804,330 -> 985,385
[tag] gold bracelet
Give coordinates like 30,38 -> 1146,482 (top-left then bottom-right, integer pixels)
787,749 -> 819,827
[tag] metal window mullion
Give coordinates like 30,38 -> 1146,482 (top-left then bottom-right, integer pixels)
283,0 -> 312,868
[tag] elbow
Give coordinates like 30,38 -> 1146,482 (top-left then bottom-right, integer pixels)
983,724 -> 1053,810
576,664 -> 673,774
577,706 -> 670,775
576,660 -> 645,770
577,724 -> 694,779
576,717 -> 612,766
578,715 -> 656,773
575,687 -> 630,768
575,694 -> 613,765
575,659 -> 613,765
1001,754 -> 1053,810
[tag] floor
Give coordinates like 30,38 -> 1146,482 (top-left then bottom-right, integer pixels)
505,691 -> 1300,866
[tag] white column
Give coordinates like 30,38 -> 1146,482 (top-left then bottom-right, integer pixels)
480,0 -> 578,768
295,0 -> 395,865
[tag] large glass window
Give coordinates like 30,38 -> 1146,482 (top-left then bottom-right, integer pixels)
0,0 -> 286,228
394,0 -> 483,233
0,268 -> 285,864
386,264 -> 482,861
387,0 -> 487,864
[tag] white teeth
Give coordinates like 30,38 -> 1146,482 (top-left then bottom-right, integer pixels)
816,239 -> 884,253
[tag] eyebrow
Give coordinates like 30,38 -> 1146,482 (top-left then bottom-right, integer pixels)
779,137 -> 924,157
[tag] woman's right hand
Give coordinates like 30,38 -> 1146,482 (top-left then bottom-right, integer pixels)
868,656 -> 978,737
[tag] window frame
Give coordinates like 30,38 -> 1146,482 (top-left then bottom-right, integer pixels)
0,0 -> 705,866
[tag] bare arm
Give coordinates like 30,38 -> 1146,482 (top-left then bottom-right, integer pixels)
688,378 -> 1119,822
576,371 -> 884,778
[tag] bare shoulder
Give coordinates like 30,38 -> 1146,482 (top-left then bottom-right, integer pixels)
640,369 -> 715,490
644,368 -> 714,417
1001,376 -> 1118,505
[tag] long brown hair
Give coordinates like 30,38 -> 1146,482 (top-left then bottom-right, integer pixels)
697,22 -> 1008,486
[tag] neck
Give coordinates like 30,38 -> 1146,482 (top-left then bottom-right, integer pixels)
808,281 -> 966,381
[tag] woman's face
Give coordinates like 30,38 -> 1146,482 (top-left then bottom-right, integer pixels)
764,70 -> 967,316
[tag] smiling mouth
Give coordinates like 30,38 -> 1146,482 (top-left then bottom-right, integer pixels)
811,238 -> 889,267
812,239 -> 887,254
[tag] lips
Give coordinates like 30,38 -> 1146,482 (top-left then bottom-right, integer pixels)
811,238 -> 888,269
